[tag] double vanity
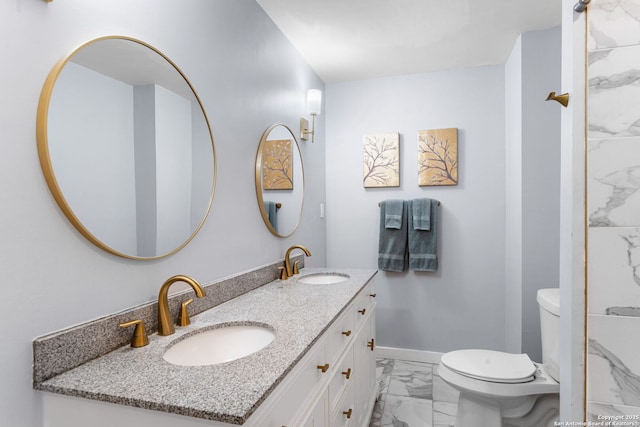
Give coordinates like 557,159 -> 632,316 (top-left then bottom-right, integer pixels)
35,267 -> 378,427
33,35 -> 372,426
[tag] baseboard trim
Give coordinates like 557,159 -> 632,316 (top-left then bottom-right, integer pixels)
375,346 -> 444,364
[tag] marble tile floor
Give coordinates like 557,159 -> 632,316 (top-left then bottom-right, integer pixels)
369,358 -> 459,427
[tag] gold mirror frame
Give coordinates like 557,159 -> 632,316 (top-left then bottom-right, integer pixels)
36,36 -> 217,260
255,124 -> 304,237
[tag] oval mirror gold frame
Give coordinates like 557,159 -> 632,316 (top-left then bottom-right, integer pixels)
36,36 -> 216,259
255,124 -> 304,237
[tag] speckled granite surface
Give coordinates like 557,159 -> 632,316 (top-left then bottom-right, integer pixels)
33,256 -> 304,384
35,268 -> 377,425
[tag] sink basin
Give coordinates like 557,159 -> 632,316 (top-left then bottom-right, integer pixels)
163,324 -> 275,366
297,273 -> 350,284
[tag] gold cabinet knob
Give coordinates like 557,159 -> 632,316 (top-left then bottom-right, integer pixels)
342,368 -> 352,379
119,319 -> 149,348
358,308 -> 366,315
370,293 -> 377,298
178,298 -> 193,327
316,363 -> 329,373
342,408 -> 353,419
342,330 -> 352,337
368,338 -> 375,351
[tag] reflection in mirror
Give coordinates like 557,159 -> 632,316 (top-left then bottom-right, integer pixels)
255,124 -> 304,237
37,36 -> 216,259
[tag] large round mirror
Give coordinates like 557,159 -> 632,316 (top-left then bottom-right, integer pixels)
255,124 -> 304,237
36,36 -> 216,259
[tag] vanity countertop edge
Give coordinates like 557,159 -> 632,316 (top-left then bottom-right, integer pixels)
35,268 -> 377,425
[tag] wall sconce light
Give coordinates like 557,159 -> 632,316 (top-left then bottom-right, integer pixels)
300,89 -> 322,143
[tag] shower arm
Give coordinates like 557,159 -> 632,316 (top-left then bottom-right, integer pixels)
574,0 -> 590,13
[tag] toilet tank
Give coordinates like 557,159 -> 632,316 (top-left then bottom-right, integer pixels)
537,288 -> 560,382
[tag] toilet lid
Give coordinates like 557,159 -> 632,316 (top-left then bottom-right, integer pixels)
441,349 -> 536,384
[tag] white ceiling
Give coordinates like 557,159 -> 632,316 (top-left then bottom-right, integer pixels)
256,0 -> 562,83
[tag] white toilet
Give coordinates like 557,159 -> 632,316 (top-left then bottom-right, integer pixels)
438,288 -> 560,427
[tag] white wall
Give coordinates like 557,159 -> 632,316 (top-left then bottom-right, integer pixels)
0,1 -> 325,426
559,0 -> 586,420
325,66 -> 508,352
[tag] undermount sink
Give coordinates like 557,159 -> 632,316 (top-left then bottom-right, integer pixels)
163,324 -> 275,366
297,273 -> 350,285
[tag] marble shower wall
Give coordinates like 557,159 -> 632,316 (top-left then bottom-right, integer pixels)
587,0 -> 640,419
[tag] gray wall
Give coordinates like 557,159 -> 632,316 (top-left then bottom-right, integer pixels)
520,27 -> 561,361
0,1 -> 325,426
505,27 -> 562,362
325,26 -> 561,356
325,66 -> 508,353
505,35 -> 524,354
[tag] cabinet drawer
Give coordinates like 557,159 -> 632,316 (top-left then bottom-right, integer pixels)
328,345 -> 354,411
327,306 -> 354,365
261,337 -> 328,426
353,282 -> 375,330
300,391 -> 328,427
330,381 -> 355,427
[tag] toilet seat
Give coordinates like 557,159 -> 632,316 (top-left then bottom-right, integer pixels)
441,349 -> 536,383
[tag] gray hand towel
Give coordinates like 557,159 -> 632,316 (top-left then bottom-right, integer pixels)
412,198 -> 431,231
378,200 -> 408,272
384,199 -> 404,229
408,198 -> 438,271
265,201 -> 277,232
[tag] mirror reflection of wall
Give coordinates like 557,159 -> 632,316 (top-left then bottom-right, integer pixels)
38,37 -> 216,259
256,124 -> 304,237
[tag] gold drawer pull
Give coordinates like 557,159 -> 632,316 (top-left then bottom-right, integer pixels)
370,293 -> 377,298
342,330 -> 352,337
358,308 -> 366,315
343,408 -> 353,419
342,368 -> 352,379
367,338 -> 375,351
317,363 -> 329,373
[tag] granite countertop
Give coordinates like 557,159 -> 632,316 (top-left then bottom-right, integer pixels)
38,268 -> 377,425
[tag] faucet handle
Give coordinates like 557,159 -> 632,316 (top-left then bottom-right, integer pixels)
119,319 -> 149,348
278,266 -> 287,280
293,260 -> 300,275
178,299 -> 194,327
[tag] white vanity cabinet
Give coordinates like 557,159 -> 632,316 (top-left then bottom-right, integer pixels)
292,280 -> 377,427
42,277 -> 378,427
352,282 -> 377,427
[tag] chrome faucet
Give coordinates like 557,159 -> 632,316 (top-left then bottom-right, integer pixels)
157,275 -> 206,336
284,245 -> 311,277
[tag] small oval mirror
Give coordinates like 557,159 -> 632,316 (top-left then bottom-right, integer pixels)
36,36 -> 216,259
255,124 -> 304,237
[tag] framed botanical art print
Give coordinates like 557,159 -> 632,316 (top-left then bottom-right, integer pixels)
363,132 -> 400,188
418,128 -> 458,186
262,138 -> 293,190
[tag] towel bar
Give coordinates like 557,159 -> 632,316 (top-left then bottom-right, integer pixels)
378,201 -> 440,207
